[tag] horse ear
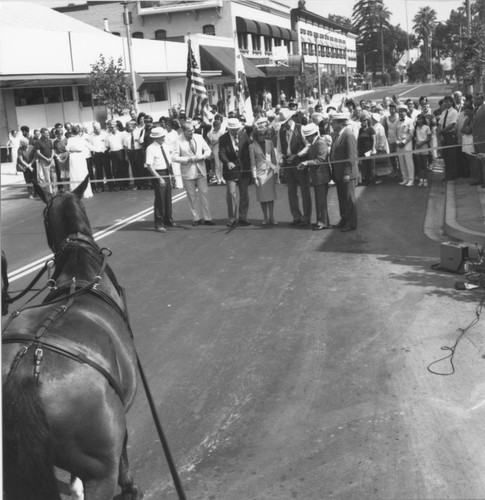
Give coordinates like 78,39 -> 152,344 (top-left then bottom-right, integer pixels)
33,181 -> 51,205
72,175 -> 90,199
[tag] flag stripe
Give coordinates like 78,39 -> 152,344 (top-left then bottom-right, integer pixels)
185,40 -> 211,122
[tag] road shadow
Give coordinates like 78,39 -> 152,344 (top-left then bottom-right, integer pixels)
377,254 -> 484,304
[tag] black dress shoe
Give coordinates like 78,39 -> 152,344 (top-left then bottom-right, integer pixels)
332,219 -> 346,229
341,226 -> 356,232
204,220 -> 216,225
192,220 -> 201,226
312,224 -> 327,231
227,220 -> 237,228
290,220 -> 301,226
238,219 -> 252,226
298,221 -> 310,227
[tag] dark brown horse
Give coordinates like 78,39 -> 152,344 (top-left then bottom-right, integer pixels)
2,177 -> 143,500
2,249 -> 10,316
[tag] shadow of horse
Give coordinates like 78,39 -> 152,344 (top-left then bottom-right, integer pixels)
2,177 -> 143,500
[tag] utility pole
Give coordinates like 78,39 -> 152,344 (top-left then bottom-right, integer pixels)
314,34 -> 321,100
123,1 -> 138,113
345,47 -> 349,94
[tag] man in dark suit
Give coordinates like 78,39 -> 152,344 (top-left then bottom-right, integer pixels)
329,113 -> 359,232
471,93 -> 485,186
277,110 -> 311,226
297,123 -> 332,230
219,118 -> 252,227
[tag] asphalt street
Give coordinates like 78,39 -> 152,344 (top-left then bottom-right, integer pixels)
3,166 -> 485,499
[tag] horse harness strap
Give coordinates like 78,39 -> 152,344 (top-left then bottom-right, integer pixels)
3,334 -> 125,404
2,242 -> 127,405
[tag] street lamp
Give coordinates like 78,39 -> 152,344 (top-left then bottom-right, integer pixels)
314,33 -> 321,100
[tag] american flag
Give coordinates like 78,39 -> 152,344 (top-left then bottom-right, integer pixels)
185,39 -> 211,122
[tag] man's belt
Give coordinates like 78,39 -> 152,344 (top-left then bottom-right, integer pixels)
156,169 -> 169,174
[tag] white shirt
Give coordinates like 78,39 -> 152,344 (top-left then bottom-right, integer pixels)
145,141 -> 171,171
89,131 -> 108,153
439,107 -> 458,131
106,130 -> 124,152
122,128 -> 143,150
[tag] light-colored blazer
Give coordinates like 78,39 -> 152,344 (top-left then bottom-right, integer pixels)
172,133 -> 211,180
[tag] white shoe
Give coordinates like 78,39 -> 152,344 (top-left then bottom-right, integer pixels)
423,179 -> 428,187
406,180 -> 414,187
418,179 -> 424,187
399,180 -> 407,185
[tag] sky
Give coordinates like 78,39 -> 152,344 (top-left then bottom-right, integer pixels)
2,0 -> 465,29
292,0 -> 464,26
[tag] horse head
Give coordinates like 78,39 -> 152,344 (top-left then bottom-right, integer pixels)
35,176 -> 92,253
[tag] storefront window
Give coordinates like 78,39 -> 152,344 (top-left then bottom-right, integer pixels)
264,36 -> 272,53
14,88 -> 44,106
154,29 -> 166,40
62,87 -> 74,102
78,86 -> 93,107
43,87 -> 62,103
238,32 -> 248,51
251,34 -> 261,52
132,32 -> 144,39
138,82 -> 167,103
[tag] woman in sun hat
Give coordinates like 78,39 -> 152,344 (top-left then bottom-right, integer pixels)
249,117 -> 279,225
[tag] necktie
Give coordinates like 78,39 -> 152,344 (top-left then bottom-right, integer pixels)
160,145 -> 171,171
234,135 -> 239,152
286,127 -> 292,156
131,131 -> 135,149
190,139 -> 196,154
442,110 -> 448,129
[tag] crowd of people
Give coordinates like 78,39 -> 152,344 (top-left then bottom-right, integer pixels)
9,88 -> 485,233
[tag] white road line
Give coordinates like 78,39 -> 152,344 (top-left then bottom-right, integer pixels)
7,192 -> 187,282
398,84 -> 432,97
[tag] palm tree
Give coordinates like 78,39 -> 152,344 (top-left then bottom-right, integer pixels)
352,0 -> 391,75
413,6 -> 437,63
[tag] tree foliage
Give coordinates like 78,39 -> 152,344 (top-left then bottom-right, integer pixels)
295,67 -> 318,98
454,19 -> 485,89
88,55 -> 132,118
352,0 -> 392,74
412,6 -> 437,63
406,59 -> 431,83
328,14 -> 353,30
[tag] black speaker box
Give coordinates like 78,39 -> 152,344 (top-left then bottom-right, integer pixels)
440,242 -> 468,273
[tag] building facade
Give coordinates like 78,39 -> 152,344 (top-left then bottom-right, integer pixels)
0,2 -> 222,149
56,0 -> 300,108
290,6 -> 357,95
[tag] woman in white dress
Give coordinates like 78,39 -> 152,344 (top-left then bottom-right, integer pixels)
66,124 -> 93,198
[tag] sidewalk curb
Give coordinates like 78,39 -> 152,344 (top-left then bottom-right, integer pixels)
444,180 -> 485,246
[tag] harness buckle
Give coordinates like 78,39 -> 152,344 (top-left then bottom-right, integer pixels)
47,279 -> 57,290
34,347 -> 44,381
100,247 -> 112,257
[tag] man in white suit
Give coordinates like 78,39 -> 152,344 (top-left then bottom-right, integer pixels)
172,120 -> 215,225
